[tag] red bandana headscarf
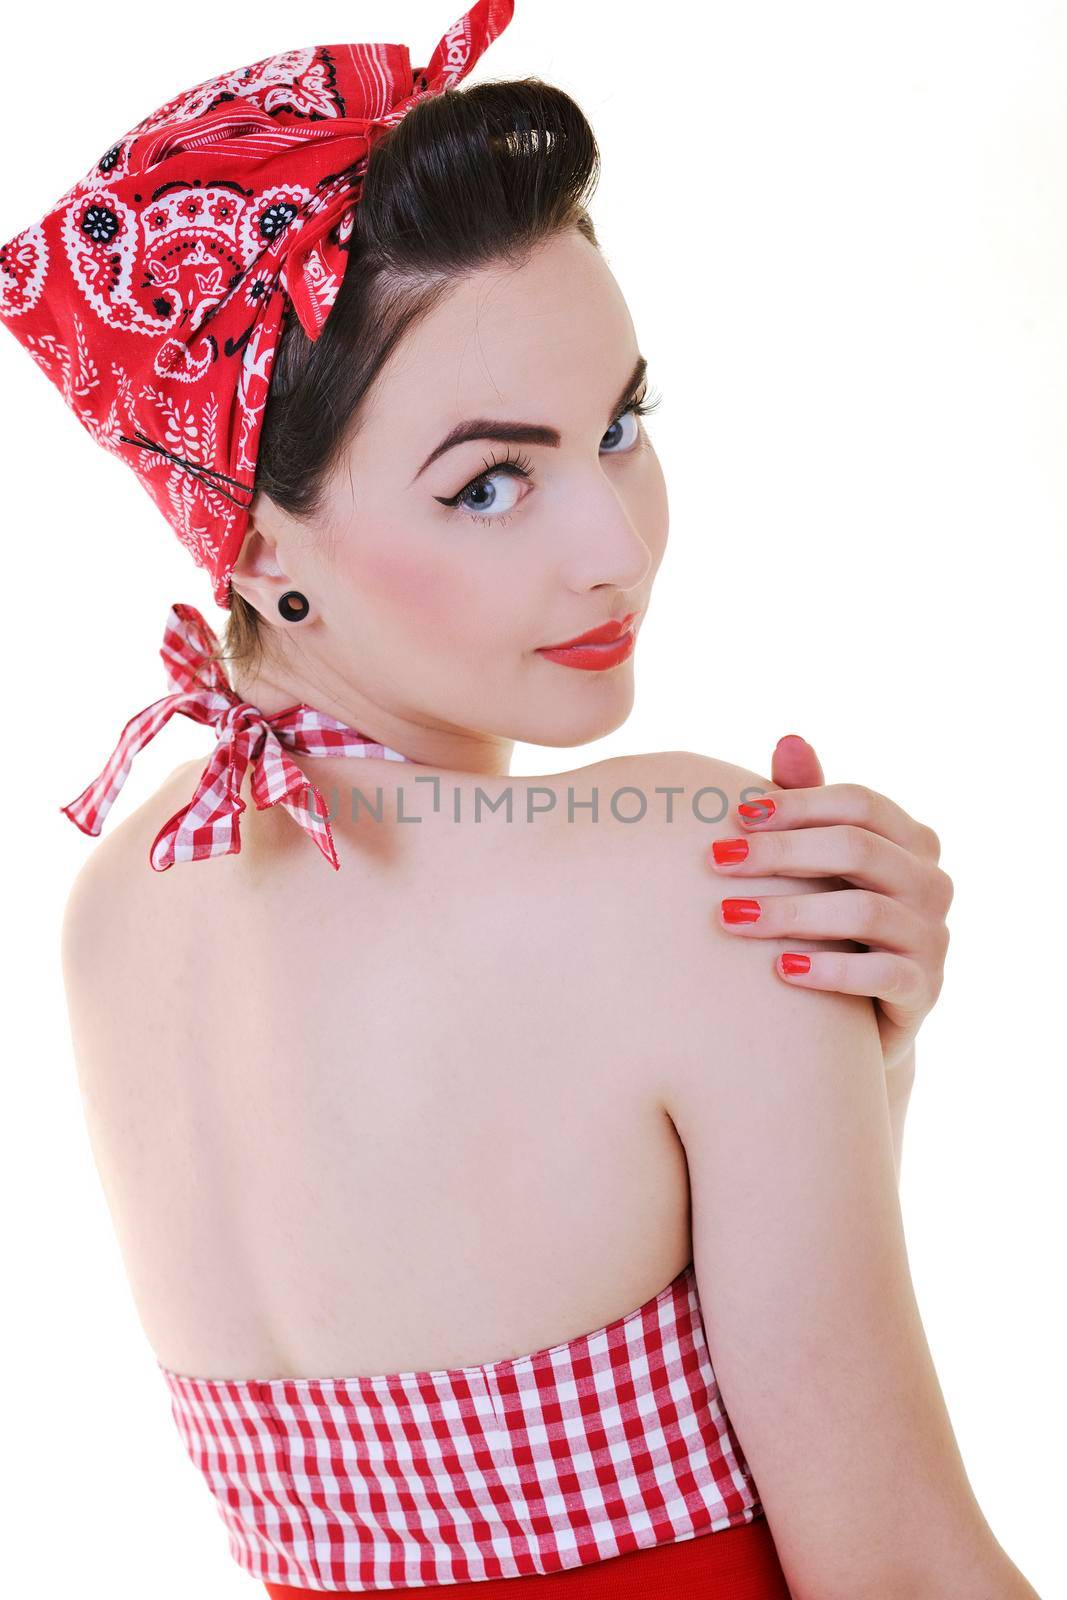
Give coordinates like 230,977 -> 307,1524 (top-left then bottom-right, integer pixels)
0,0 -> 515,869
0,0 -> 514,606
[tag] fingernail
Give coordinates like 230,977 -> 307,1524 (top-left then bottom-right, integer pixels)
780,953 -> 811,974
722,898 -> 761,924
738,797 -> 776,824
711,838 -> 749,865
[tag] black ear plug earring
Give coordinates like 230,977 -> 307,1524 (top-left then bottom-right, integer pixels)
278,590 -> 310,621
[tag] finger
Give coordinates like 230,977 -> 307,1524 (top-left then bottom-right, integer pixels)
732,779 -> 942,863
717,887 -> 929,955
771,733 -> 825,789
774,948 -> 928,1006
708,823 -> 930,905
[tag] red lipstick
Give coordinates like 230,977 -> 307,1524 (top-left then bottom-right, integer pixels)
536,612 -> 639,672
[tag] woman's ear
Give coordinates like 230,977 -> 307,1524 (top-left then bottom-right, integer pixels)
230,502 -> 294,615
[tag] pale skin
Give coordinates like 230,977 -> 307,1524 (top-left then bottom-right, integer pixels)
60,229 -> 1036,1595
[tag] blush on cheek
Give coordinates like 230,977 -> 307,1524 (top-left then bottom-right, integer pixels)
352,545 -> 472,642
352,545 -> 444,612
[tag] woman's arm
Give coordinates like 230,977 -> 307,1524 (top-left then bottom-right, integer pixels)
697,744 -> 947,1185
640,753 -> 1038,1600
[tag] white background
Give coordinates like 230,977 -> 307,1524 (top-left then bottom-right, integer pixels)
1,2 -> 1062,1594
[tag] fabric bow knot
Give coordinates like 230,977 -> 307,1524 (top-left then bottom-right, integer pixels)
60,602 -> 412,871
124,98 -> 404,346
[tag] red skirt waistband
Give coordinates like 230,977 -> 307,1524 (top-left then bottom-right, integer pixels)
262,1513 -> 791,1598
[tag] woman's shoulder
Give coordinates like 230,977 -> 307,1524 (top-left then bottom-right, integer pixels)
599,748 -> 779,802
599,747 -> 787,910
60,747 -> 778,901
59,756 -> 204,962
58,746 -> 781,997
516,748 -> 792,980
583,748 -> 782,858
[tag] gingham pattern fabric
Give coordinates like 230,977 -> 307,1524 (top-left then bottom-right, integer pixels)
61,601 -> 412,871
0,0 -> 514,608
157,1261 -> 762,1592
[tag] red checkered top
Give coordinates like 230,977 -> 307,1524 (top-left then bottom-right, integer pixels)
156,1260 -> 762,1591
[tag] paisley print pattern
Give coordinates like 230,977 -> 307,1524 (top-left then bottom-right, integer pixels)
0,2 -> 515,607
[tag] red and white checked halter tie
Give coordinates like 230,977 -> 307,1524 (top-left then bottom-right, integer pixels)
60,602 -> 412,872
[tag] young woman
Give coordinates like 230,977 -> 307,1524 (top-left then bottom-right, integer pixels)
2,3 -> 1039,1596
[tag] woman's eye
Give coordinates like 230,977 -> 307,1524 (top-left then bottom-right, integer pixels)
439,450 -> 533,526
438,389 -> 660,528
600,406 -> 642,455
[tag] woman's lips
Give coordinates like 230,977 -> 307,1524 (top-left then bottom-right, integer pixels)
535,617 -> 638,672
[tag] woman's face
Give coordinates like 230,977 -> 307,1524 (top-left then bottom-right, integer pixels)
240,228 -> 669,771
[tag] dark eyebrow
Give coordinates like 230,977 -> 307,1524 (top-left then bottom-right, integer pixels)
409,355 -> 648,484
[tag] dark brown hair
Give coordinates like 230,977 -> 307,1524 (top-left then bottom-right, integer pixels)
213,76 -> 601,685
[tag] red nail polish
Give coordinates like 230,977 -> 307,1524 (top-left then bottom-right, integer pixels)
722,898 -> 761,924
712,837 -> 749,865
738,797 -> 775,824
780,953 -> 811,974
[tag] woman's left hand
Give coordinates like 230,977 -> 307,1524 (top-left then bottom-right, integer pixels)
710,734 -> 953,1075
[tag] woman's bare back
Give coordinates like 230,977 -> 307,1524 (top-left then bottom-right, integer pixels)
61,749 -> 701,1382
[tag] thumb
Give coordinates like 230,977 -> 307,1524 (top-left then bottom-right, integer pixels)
771,733 -> 825,789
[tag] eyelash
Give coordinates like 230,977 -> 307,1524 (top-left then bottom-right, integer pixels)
437,387 -> 663,528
